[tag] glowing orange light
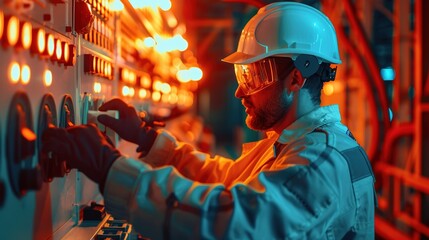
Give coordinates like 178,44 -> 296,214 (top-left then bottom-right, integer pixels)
9,62 -> 20,84
152,91 -> 161,102
55,39 -> 62,60
122,86 -> 130,96
21,64 -> 31,84
92,56 -> 97,72
44,70 -> 52,87
104,63 -> 109,76
129,87 -> 135,97
139,89 -> 148,99
46,34 -> 54,56
6,16 -> 19,46
62,42 -> 69,63
0,11 -> 4,40
35,28 -> 46,53
94,82 -> 101,93
160,83 -> 171,94
96,58 -> 101,74
121,69 -> 129,82
323,82 -> 335,96
20,21 -> 32,49
189,67 -> 203,81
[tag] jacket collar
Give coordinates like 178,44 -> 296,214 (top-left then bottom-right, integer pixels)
272,104 -> 341,144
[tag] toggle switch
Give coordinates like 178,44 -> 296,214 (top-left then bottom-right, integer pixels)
82,201 -> 106,221
37,93 -> 71,182
59,94 -> 75,128
6,91 -> 42,197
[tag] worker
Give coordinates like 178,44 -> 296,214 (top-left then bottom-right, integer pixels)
42,2 -> 377,239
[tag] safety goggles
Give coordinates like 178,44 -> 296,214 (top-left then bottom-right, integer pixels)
234,58 -> 278,95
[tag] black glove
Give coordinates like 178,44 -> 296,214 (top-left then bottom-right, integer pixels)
97,98 -> 157,156
41,124 -> 121,193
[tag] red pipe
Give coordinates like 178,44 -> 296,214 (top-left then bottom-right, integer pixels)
336,23 -> 380,161
343,0 -> 391,156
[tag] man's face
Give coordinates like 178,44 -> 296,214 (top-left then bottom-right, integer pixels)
241,80 -> 293,131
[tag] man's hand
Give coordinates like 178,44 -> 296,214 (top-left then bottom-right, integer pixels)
41,124 -> 121,192
97,98 -> 157,155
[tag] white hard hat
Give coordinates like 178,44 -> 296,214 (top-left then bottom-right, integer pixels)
222,2 -> 342,65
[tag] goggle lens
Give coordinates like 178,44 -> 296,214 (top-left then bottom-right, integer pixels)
234,58 -> 278,95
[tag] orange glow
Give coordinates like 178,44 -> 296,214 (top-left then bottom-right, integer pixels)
46,34 -> 54,56
20,21 -> 32,49
55,39 -> 62,60
21,127 -> 36,142
168,94 -> 178,104
97,58 -> 102,74
160,83 -> 171,94
140,73 -> 151,88
9,62 -> 20,84
62,42 -> 69,63
21,64 -> 30,84
105,63 -> 111,76
35,28 -> 46,53
92,56 -> 97,72
94,82 -> 101,93
44,70 -> 52,87
323,82 -> 335,96
129,87 -> 135,97
122,86 -> 130,96
152,91 -> 161,102
129,72 -> 136,85
139,89 -> 149,99
0,11 -> 4,39
6,16 -> 19,46
189,67 -> 203,81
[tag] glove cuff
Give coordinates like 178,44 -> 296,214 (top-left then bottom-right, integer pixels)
136,126 -> 158,157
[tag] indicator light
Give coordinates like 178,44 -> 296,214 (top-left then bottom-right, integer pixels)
0,11 -> 4,39
5,15 -> 19,47
94,82 -> 101,93
9,62 -> 20,84
64,44 -> 76,66
45,34 -> 54,56
129,87 -> 135,97
54,39 -> 62,60
19,21 -> 32,50
61,41 -> 70,63
44,70 -> 53,87
31,28 -> 45,54
21,64 -> 31,84
122,86 -> 129,96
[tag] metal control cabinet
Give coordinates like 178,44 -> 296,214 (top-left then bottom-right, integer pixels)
0,0 -> 192,239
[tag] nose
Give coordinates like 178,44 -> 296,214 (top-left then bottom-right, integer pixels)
235,85 -> 246,98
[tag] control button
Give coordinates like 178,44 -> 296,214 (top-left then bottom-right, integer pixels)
6,91 -> 41,197
82,201 -> 106,221
38,94 -> 64,182
59,94 -> 75,128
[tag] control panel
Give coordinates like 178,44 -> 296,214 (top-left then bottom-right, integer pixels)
0,0 -> 199,239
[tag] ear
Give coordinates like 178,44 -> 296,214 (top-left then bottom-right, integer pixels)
284,68 -> 306,92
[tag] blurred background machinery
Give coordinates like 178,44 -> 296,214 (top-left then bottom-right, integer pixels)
0,0 -> 428,239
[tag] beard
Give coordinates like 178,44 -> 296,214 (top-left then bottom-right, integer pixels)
245,88 -> 293,131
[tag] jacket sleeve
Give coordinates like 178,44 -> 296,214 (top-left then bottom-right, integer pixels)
140,129 -> 236,183
103,141 -> 347,239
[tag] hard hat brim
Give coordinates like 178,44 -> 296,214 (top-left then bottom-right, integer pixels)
221,52 -> 268,65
